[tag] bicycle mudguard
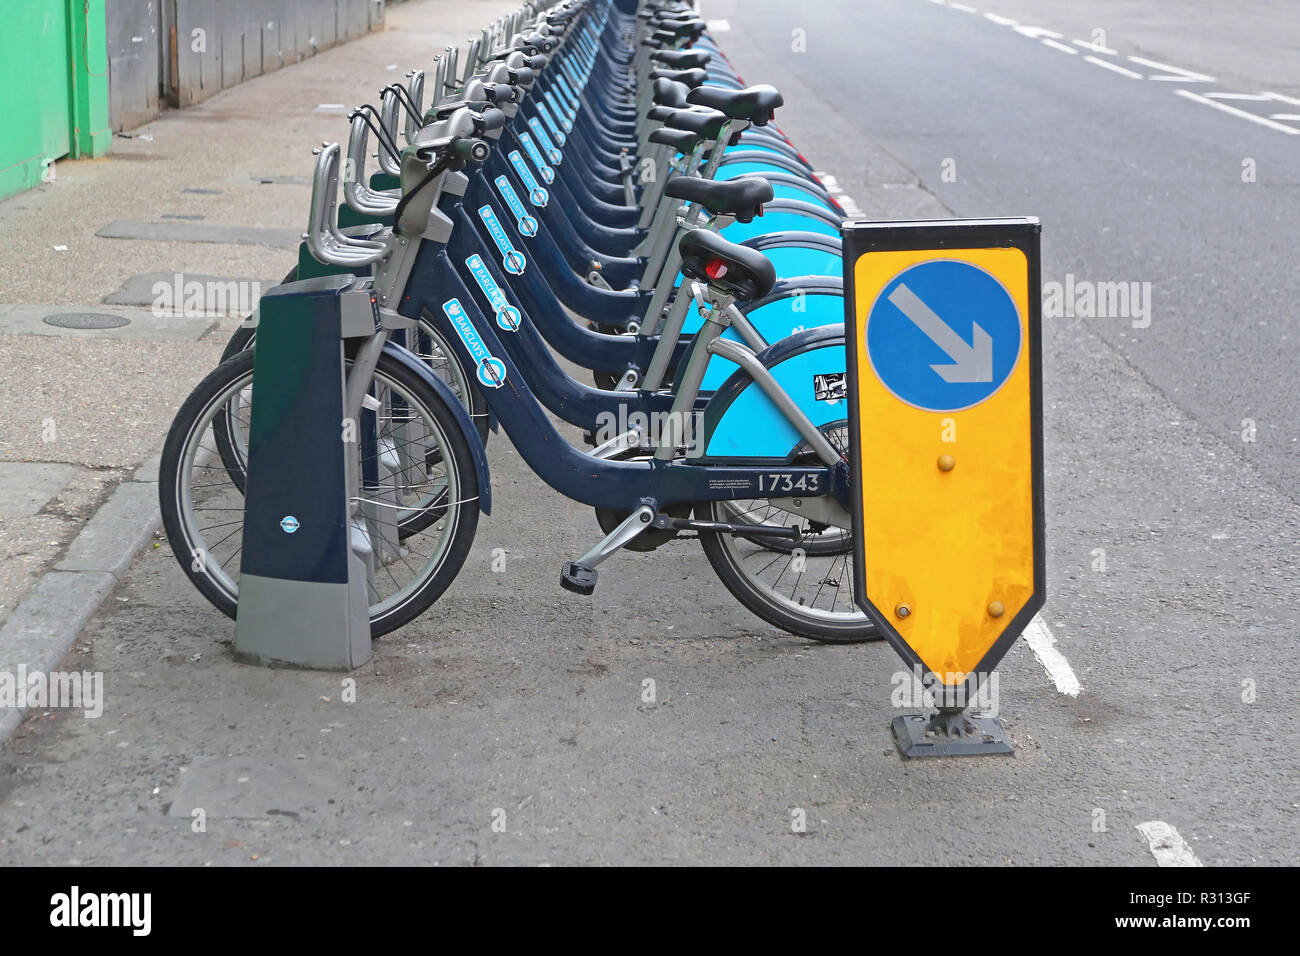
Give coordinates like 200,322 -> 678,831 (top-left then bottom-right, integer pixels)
741,231 -> 843,278
720,198 -> 843,242
697,289 -> 845,391
717,150 -> 815,177
699,325 -> 848,461
380,341 -> 492,516
758,245 -> 842,278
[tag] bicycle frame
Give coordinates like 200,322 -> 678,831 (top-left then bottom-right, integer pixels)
398,242 -> 849,513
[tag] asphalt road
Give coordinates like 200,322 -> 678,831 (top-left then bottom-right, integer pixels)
703,0 -> 1300,860
0,0 -> 1295,867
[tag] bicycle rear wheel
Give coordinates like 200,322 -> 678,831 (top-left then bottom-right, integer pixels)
696,423 -> 878,644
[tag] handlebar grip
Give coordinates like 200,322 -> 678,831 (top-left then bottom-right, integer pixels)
485,83 -> 517,105
479,107 -> 508,132
510,67 -> 535,86
453,138 -> 491,163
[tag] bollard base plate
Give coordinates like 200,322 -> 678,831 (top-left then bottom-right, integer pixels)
892,709 -> 1014,759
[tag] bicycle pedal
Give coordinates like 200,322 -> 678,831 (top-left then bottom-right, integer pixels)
560,562 -> 597,595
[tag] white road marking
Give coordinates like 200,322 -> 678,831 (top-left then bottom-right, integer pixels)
1021,617 -> 1082,696
1128,55 -> 1213,82
1042,38 -> 1078,55
706,19 -> 730,32
1084,56 -> 1142,79
1135,821 -> 1203,867
810,171 -> 864,217
1175,89 -> 1300,135
1072,38 -> 1117,55
1205,92 -> 1273,101
1014,25 -> 1062,40
934,7 -> 1299,158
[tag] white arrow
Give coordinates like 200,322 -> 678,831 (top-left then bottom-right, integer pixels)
887,283 -> 993,383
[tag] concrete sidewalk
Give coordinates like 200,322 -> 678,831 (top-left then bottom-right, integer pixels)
0,0 -> 516,734
0,0 -> 517,712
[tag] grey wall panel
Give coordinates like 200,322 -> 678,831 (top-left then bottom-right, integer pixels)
106,0 -> 162,130
349,0 -> 371,41
313,0 -> 338,54
155,0 -> 385,116
262,0 -> 285,76
290,0 -> 316,64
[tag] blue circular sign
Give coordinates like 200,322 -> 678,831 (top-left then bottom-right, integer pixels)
280,515 -> 299,534
866,260 -> 1022,412
495,305 -> 521,332
477,357 -> 507,389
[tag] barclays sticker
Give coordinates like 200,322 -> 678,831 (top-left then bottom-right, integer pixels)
494,175 -> 538,238
280,515 -> 300,534
543,93 -> 573,132
553,71 -> 575,99
477,204 -> 527,274
537,100 -> 566,144
509,150 -> 549,206
528,117 -> 563,165
518,133 -> 554,184
442,297 -> 507,389
465,254 -> 522,332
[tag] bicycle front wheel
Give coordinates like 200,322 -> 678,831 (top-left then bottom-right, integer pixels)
158,349 -> 480,637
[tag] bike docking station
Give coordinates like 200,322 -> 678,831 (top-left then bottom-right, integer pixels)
233,273 -> 389,670
842,218 -> 1046,758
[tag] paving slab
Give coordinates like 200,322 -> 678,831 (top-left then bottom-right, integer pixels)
0,335 -> 228,467
95,221 -> 302,248
228,173 -> 313,187
102,272 -> 282,312
0,463 -> 75,519
0,304 -> 213,341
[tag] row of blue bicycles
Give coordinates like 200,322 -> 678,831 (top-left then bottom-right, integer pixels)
158,0 -> 882,647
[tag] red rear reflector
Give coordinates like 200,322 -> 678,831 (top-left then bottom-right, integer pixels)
705,258 -> 728,280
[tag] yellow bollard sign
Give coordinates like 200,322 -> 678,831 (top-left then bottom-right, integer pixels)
843,218 -> 1045,741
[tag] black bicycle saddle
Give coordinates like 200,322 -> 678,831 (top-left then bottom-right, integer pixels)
678,229 -> 777,301
664,175 -> 773,223
687,84 -> 784,126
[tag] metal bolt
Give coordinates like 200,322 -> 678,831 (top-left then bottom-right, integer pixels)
988,600 -> 1005,618
895,603 -> 911,619
937,454 -> 956,472
640,512 -> 651,523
